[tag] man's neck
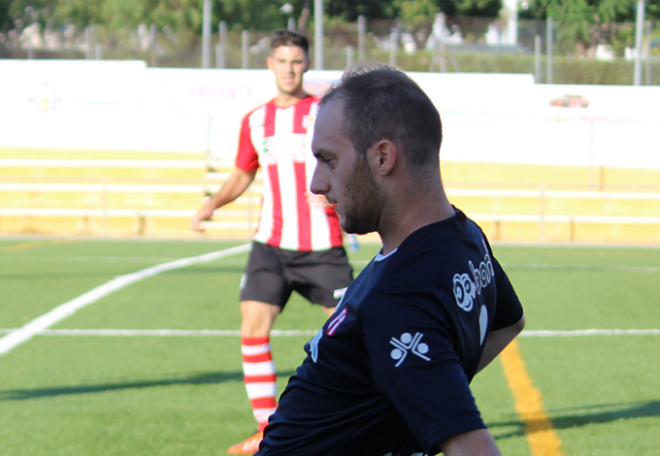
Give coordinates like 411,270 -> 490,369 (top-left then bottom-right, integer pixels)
273,89 -> 307,108
378,186 -> 455,255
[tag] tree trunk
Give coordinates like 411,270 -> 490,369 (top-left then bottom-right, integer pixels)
298,0 -> 311,34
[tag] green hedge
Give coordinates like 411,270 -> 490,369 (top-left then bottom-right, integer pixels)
4,44 -> 658,85
365,50 -> 660,85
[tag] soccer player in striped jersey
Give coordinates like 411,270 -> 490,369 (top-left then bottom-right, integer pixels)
191,30 -> 353,454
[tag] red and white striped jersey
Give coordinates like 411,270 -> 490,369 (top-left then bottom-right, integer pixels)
235,95 -> 343,251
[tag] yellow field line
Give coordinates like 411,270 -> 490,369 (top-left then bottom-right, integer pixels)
500,339 -> 565,456
0,239 -> 74,252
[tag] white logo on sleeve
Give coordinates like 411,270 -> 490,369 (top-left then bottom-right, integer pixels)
452,241 -> 495,312
453,272 -> 476,311
452,240 -> 495,345
389,332 -> 430,367
309,329 -> 323,363
333,287 -> 347,300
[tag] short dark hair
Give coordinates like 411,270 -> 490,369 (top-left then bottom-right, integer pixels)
270,29 -> 309,56
321,66 -> 442,169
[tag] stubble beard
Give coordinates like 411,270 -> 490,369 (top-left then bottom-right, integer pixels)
340,156 -> 385,235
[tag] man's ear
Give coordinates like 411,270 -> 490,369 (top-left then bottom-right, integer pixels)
267,55 -> 273,71
370,140 -> 397,176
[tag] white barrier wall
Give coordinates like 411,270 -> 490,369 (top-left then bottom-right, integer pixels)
1,59 -> 659,169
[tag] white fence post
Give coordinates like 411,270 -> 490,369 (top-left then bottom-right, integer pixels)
202,0 -> 211,68
389,28 -> 396,66
314,0 -> 324,69
634,0 -> 646,86
358,15 -> 366,62
534,35 -> 541,83
217,21 -> 226,69
102,178 -> 108,237
539,184 -> 546,242
346,45 -> 354,68
546,18 -> 553,84
242,30 -> 249,69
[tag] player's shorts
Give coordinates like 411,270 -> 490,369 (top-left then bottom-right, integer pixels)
239,241 -> 354,309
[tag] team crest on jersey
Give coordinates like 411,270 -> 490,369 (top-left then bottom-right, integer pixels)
302,114 -> 315,130
389,332 -> 430,367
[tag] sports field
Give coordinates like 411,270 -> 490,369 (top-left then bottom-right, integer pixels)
1,238 -> 659,456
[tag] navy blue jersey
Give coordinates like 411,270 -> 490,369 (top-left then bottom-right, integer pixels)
257,208 -> 523,456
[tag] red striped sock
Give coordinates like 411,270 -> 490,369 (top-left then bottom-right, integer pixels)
242,336 -> 277,431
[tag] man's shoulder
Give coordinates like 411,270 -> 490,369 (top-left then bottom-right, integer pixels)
246,99 -> 273,117
358,249 -> 438,302
302,94 -> 321,104
362,222 -> 479,299
241,95 -> 319,124
296,94 -> 321,115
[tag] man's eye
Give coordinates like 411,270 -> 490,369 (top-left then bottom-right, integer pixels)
315,154 -> 334,167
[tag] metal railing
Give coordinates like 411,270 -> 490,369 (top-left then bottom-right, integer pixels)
1,174 -> 659,241
0,175 -> 262,238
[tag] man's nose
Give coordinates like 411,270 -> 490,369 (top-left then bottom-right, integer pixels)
310,164 -> 328,196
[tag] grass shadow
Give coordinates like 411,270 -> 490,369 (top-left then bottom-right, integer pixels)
490,400 -> 660,440
0,369 -> 296,401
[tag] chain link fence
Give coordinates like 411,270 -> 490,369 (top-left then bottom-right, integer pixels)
1,14 -> 658,84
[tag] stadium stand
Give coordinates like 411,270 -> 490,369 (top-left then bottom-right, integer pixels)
0,148 -> 261,238
1,148 -> 659,243
442,161 -> 660,243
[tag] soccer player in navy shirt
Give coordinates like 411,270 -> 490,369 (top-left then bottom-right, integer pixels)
256,66 -> 526,456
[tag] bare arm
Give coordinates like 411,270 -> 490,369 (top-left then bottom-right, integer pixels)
476,314 -> 526,374
432,317 -> 524,454
305,191 -> 335,209
191,168 -> 257,231
435,428 -> 501,456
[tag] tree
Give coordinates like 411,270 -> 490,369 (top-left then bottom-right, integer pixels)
3,0 -> 59,32
56,0 -> 103,29
519,0 -> 659,56
435,0 -> 503,42
395,0 -> 438,31
325,0 -> 397,22
0,0 -> 518,39
0,0 -> 11,31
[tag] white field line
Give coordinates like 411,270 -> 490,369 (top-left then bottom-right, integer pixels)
0,256 -> 180,263
0,256 -> 251,265
350,260 -> 660,273
0,243 -> 251,357
521,329 -> 660,336
0,329 -> 658,337
501,264 -> 660,273
5,257 -> 657,273
0,329 -> 316,336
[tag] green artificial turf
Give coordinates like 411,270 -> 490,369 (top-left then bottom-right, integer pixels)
1,239 -> 658,455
